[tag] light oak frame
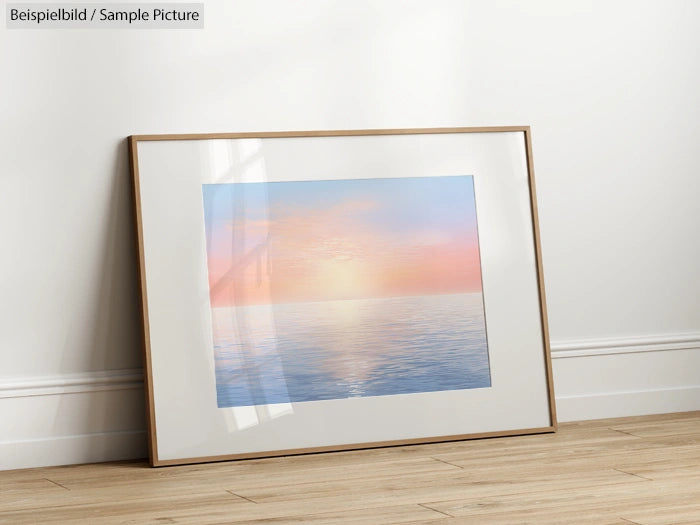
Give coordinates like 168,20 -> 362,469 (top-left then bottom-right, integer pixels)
129,126 -> 557,467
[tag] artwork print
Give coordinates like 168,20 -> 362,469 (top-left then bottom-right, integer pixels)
202,175 -> 491,408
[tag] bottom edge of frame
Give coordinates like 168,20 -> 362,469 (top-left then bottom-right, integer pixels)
150,425 -> 556,467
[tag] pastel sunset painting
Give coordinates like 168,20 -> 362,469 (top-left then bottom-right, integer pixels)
202,175 -> 491,408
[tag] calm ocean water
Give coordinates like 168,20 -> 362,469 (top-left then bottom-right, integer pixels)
211,293 -> 491,408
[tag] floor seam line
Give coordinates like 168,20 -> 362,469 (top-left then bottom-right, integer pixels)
431,457 -> 465,469
418,502 -> 454,518
614,468 -> 654,481
226,490 -> 258,504
44,478 -> 70,491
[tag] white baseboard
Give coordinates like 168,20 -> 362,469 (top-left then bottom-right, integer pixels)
1,369 -> 147,471
551,332 -> 700,422
555,385 -> 700,422
550,332 -> 700,359
2,333 -> 700,470
0,431 -> 147,471
0,369 -> 144,398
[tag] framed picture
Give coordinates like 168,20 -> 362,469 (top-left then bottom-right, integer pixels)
129,127 -> 556,467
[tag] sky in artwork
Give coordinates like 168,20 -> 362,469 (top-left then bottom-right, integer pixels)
202,176 -> 484,307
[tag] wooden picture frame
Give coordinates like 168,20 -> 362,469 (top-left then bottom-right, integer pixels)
129,127 -> 556,467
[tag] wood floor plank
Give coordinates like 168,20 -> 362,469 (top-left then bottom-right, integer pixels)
0,491 -> 248,525
0,499 -> 445,525
2,412 -> 700,524
48,456 -> 460,493
624,501 -> 700,525
0,477 -> 68,509
610,416 -> 700,438
227,469 -> 644,512
432,441 -> 700,481
214,503 -> 449,524
562,411 -> 700,429
424,474 -> 700,524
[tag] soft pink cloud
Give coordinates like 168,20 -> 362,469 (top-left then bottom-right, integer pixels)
207,198 -> 482,306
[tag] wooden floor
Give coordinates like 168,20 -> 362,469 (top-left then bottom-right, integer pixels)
2,412 -> 700,524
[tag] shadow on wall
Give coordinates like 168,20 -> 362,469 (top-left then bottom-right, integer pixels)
55,139 -> 148,462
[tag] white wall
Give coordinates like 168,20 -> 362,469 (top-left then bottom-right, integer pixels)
2,0 -> 699,470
